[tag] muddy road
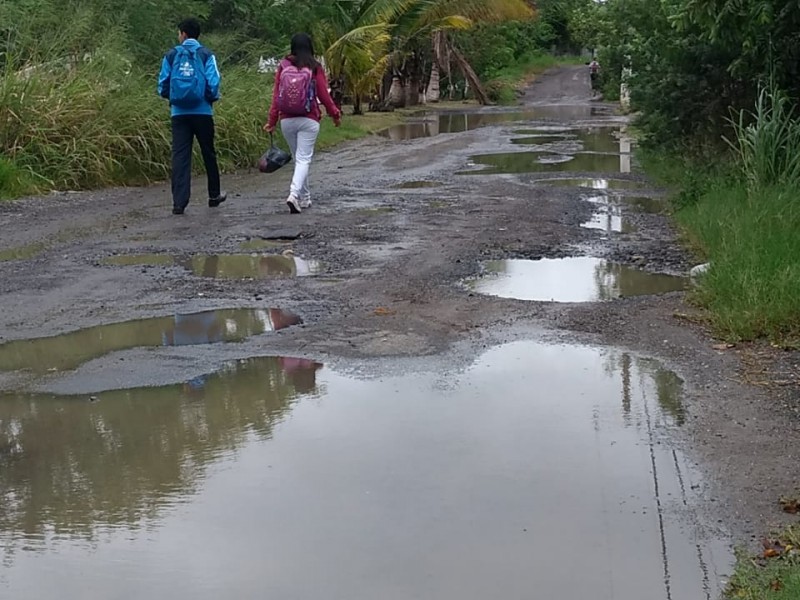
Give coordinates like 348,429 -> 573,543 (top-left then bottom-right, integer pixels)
0,66 -> 798,598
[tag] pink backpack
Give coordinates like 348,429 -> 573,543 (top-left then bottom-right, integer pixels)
277,59 -> 316,116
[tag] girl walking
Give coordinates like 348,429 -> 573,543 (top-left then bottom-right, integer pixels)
264,33 -> 342,214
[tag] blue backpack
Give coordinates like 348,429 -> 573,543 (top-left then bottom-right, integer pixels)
169,46 -> 207,108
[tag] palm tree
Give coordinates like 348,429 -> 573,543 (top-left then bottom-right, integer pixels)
387,0 -> 535,106
319,0 -> 534,112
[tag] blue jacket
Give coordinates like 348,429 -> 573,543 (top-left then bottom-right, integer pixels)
157,39 -> 221,117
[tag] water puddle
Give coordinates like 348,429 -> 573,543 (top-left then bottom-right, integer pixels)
512,128 -> 633,155
379,111 -> 539,140
585,194 -> 667,215
460,152 -> 625,175
0,308 -> 302,374
0,242 -> 47,262
581,207 -> 637,234
104,254 -> 322,278
469,258 -> 687,302
538,178 -> 647,190
0,342 -> 729,598
188,254 -> 322,279
392,180 -> 443,189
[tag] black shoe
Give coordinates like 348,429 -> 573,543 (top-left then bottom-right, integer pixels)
172,207 -> 185,215
209,192 -> 227,208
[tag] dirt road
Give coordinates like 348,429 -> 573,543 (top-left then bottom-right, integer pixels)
1,66 -> 798,598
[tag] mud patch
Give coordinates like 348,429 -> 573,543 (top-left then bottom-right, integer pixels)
469,258 -> 687,302
0,308 -> 302,374
392,181 -> 443,189
0,341 -> 728,598
103,254 -> 176,267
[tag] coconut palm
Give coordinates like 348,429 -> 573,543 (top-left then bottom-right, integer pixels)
320,0 -> 534,111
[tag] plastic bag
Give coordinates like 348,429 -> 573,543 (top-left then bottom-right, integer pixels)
258,133 -> 292,173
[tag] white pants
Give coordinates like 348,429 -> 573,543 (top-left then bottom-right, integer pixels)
281,117 -> 320,201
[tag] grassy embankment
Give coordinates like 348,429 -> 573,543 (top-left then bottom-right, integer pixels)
642,85 -> 800,349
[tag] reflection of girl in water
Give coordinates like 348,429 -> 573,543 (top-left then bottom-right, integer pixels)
279,357 -> 322,394
161,312 -> 225,346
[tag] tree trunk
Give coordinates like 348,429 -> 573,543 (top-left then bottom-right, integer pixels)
387,76 -> 406,108
450,45 -> 490,105
428,62 -> 440,103
353,94 -> 363,115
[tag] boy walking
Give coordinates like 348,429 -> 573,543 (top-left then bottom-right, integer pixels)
158,18 -> 226,215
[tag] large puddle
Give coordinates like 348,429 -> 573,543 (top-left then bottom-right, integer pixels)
378,106 -> 608,141
104,254 -> 322,278
470,258 -> 687,302
0,308 -> 302,374
461,151 -> 627,175
0,342 -> 728,598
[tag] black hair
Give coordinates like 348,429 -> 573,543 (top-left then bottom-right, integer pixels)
289,33 -> 319,70
178,18 -> 201,40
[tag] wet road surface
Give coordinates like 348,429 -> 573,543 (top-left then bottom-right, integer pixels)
0,65 -> 769,598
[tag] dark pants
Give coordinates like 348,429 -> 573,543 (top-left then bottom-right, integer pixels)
171,114 -> 221,210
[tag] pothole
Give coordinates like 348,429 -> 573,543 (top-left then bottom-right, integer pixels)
0,341 -> 728,598
103,254 -> 322,278
379,111 -> 539,140
468,258 -> 687,302
459,152 -> 629,175
0,308 -> 302,374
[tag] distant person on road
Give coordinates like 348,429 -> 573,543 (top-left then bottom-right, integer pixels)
158,18 -> 227,215
589,58 -> 601,98
264,33 -> 342,214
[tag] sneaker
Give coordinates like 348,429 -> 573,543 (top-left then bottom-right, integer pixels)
209,192 -> 227,208
286,195 -> 301,214
299,197 -> 312,209
172,207 -> 185,215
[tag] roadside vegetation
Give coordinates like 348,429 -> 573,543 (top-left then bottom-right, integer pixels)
568,0 -> 800,348
0,0 -> 589,198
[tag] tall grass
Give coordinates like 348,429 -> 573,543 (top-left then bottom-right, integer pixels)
0,54 -> 272,196
647,81 -> 800,345
725,83 -> 800,191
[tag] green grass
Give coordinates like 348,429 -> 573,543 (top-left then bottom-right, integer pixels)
641,149 -> 800,346
726,526 -> 800,599
486,53 -> 583,105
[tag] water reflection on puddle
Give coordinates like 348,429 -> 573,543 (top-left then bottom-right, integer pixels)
378,106 -> 607,141
584,194 -> 667,216
581,208 -> 636,233
538,178 -> 647,190
104,254 -> 322,278
470,258 -> 687,302
0,308 -> 302,374
0,341 -> 728,599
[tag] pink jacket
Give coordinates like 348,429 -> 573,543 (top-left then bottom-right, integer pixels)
267,58 -> 341,128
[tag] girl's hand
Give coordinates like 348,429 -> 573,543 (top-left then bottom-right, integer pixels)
263,123 -> 275,134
